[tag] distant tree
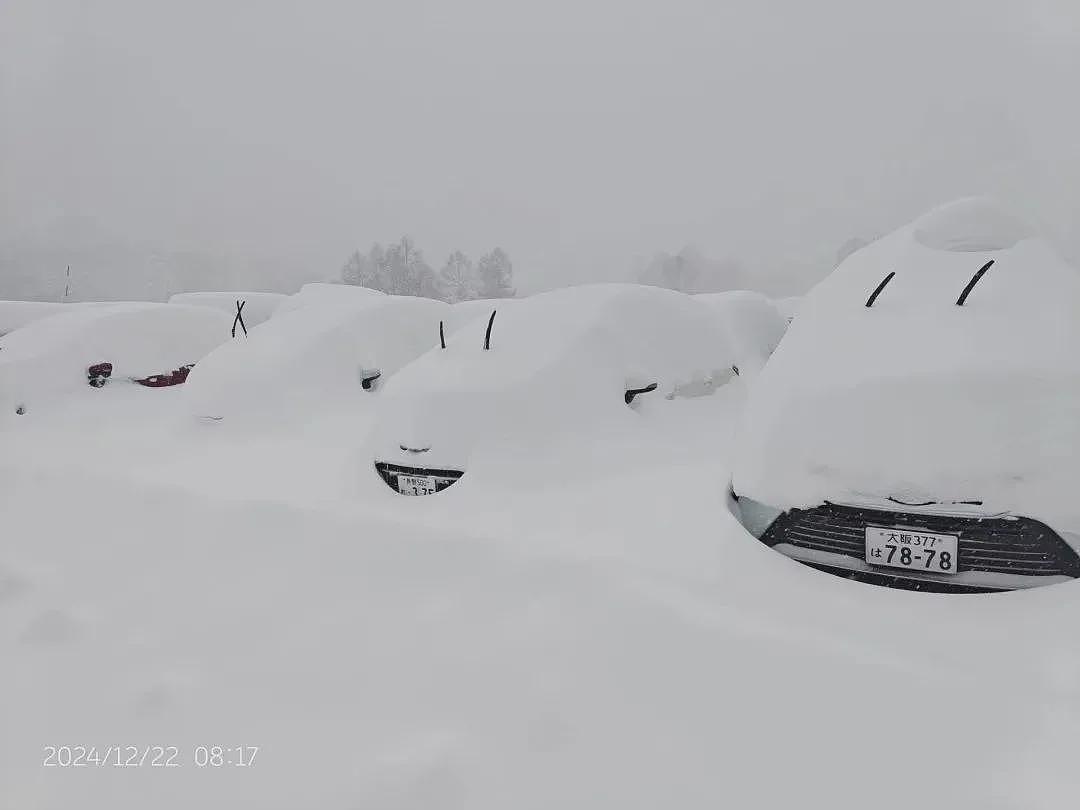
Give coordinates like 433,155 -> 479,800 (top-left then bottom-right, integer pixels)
340,251 -> 364,285
438,250 -> 478,302
638,246 -> 743,293
660,252 -> 697,292
383,236 -> 439,298
476,247 -> 515,298
368,243 -> 389,291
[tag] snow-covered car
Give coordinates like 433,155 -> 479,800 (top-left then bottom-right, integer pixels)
369,284 -> 739,496
0,303 -> 232,416
732,198 -> 1080,593
694,290 -> 788,377
184,295 -> 450,424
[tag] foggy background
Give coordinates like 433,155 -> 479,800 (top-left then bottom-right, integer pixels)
1,0 -> 1077,301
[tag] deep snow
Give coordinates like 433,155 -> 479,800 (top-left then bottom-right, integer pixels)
3,275 -> 1080,808
4,375 -> 1080,809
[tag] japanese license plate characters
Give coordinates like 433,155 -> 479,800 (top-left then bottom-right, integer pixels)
865,526 -> 959,575
397,474 -> 437,496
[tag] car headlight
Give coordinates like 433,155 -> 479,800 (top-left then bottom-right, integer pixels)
734,495 -> 783,539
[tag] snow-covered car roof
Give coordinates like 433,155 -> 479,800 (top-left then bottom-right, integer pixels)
693,290 -> 788,377
0,303 -> 232,416
168,291 -> 288,327
0,300 -> 138,337
369,284 -> 738,471
733,197 -> 1080,530
184,295 -> 451,424
272,283 -> 386,317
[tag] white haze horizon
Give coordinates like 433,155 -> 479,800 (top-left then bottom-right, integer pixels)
2,0 -> 1079,299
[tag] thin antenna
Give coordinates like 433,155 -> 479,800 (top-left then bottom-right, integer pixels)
483,310 -> 496,350
956,260 -> 994,306
232,299 -> 248,338
439,320 -> 446,349
865,271 -> 896,308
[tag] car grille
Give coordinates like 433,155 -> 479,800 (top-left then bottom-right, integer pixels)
761,503 -> 1080,579
374,462 -> 464,494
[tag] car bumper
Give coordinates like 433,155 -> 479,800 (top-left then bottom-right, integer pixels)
737,497 -> 1080,593
773,542 -> 1072,593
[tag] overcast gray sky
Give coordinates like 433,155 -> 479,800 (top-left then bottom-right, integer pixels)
2,0 -> 1077,293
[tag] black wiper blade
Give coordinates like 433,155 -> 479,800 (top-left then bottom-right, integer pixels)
865,271 -> 896,308
886,496 -> 984,507
955,260 -> 994,306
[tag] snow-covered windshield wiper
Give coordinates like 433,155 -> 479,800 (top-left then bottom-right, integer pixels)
887,496 -> 984,508
864,271 -> 896,307
955,260 -> 994,306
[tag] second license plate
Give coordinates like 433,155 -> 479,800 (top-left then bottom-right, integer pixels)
397,474 -> 437,496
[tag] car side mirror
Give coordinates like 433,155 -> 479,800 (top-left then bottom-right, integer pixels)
624,381 -> 658,405
360,368 -> 382,392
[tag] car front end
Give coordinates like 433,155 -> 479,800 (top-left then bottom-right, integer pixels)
736,495 -> 1080,593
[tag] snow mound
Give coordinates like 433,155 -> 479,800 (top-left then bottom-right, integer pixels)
733,199 -> 1080,532
911,196 -> 1034,253
0,300 -> 134,337
0,303 -> 232,415
370,284 -> 737,470
694,291 -> 788,376
273,283 -> 386,317
168,291 -> 287,327
184,295 -> 450,424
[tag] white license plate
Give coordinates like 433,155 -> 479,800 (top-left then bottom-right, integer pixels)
397,474 -> 437,496
865,526 -> 959,575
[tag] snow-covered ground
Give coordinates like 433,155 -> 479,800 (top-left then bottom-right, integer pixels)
3,379 -> 1080,809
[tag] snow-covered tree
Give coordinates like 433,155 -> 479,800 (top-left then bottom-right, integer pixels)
340,251 -> 364,285
438,250 -> 478,302
476,247 -> 515,299
340,247 -> 385,291
383,236 -> 439,298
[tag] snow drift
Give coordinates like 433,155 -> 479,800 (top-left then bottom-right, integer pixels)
733,197 -> 1080,533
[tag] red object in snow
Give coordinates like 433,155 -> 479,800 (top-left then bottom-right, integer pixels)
88,362 -> 113,387
133,364 -> 195,388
